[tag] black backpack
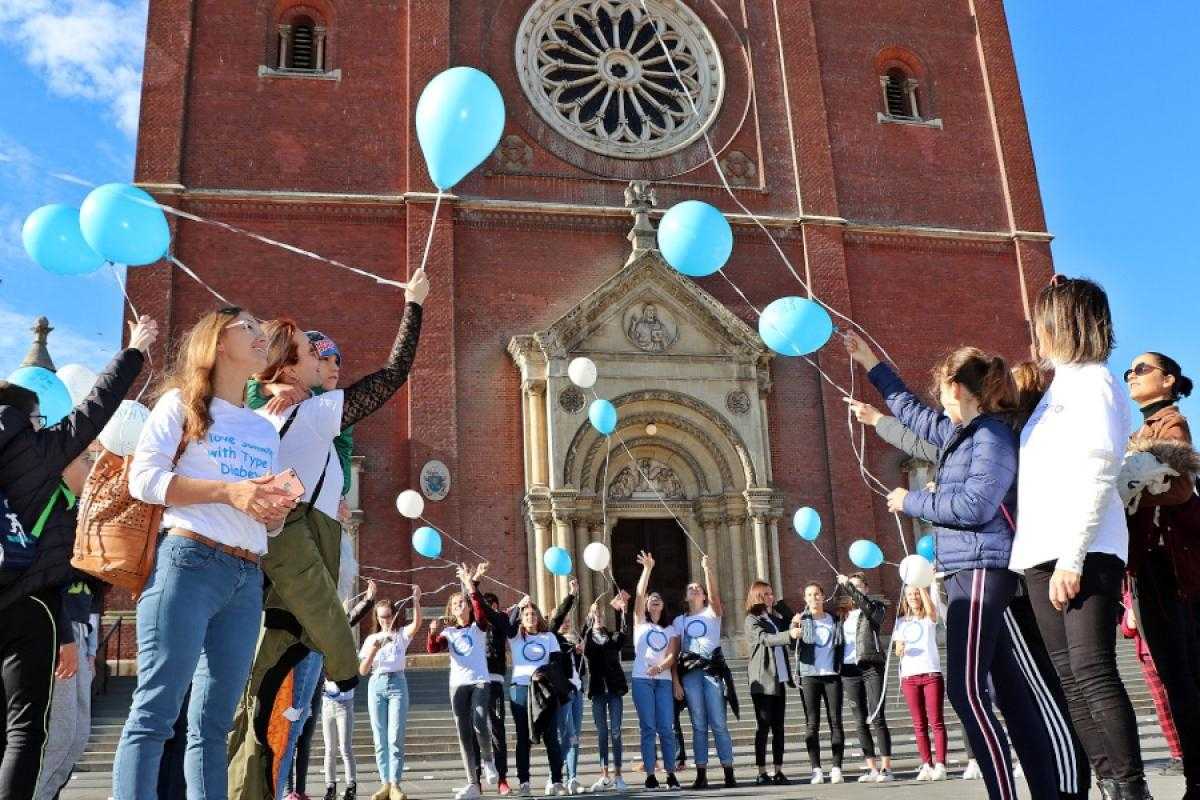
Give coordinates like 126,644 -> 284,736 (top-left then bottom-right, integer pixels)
1,482 -> 73,577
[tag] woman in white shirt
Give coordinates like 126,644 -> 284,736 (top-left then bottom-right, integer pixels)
113,308 -> 298,800
795,583 -> 845,785
359,586 -> 422,800
671,554 -> 735,790
630,551 -> 681,791
508,599 -> 566,796
1010,276 -> 1147,800
895,585 -> 947,781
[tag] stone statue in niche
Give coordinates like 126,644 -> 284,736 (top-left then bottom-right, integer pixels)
624,302 -> 679,353
608,458 -> 685,500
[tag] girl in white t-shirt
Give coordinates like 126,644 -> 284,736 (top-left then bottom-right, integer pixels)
631,551 -> 681,791
359,585 -> 422,800
427,565 -> 497,800
895,585 -> 947,781
508,599 -> 565,795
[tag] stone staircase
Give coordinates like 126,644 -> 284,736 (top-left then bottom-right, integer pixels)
67,638 -> 1173,795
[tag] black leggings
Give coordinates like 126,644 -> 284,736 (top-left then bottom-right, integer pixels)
842,662 -> 891,759
1134,549 -> 1200,791
672,695 -> 687,766
751,692 -> 786,770
510,684 -> 561,784
1026,554 -> 1143,783
0,592 -> 59,800
801,675 -> 844,769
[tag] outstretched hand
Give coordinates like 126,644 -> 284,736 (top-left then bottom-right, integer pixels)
843,398 -> 883,426
843,331 -> 880,370
636,550 -> 655,570
405,267 -> 430,305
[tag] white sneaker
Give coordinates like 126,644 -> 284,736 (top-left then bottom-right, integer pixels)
858,770 -> 879,783
876,769 -> 895,783
482,761 -> 499,788
931,764 -> 947,781
1013,762 -> 1024,779
589,777 -> 611,793
612,777 -> 628,792
962,760 -> 981,780
829,768 -> 844,784
567,779 -> 583,795
810,769 -> 825,785
518,783 -> 532,796
545,781 -> 564,797
454,786 -> 482,800
916,764 -> 933,781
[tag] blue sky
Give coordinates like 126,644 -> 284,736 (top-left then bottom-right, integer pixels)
0,1 -> 1195,418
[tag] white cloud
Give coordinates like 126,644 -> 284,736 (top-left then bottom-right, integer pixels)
0,303 -> 114,374
0,1 -> 149,138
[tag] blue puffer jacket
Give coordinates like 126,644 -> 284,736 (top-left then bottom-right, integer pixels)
868,363 -> 1018,572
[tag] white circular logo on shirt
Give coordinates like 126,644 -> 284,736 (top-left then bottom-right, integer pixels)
451,632 -> 474,656
646,629 -> 669,652
903,621 -> 924,644
685,619 -> 708,639
522,640 -> 547,662
814,625 -> 832,647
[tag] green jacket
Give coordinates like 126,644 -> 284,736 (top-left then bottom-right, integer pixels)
246,379 -> 354,496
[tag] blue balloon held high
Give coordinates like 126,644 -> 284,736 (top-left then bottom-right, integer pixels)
657,201 -> 733,278
758,296 -> 834,357
7,366 -> 73,426
22,205 -> 105,276
416,67 -> 506,191
588,398 -> 617,436
543,546 -> 572,576
79,183 -> 170,266
792,507 -> 821,542
412,526 -> 442,559
848,539 -> 884,570
916,534 -> 936,563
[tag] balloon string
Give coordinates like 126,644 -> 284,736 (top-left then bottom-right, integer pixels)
169,255 -> 232,306
808,540 -> 838,574
417,191 -> 443,275
600,436 -> 619,593
107,261 -> 140,321
360,563 -> 457,576
867,584 -> 906,724
417,515 -> 490,564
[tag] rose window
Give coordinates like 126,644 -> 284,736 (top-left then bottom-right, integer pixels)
516,0 -> 724,159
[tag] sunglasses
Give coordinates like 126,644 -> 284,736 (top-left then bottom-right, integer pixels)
1123,363 -> 1164,383
224,319 -> 264,337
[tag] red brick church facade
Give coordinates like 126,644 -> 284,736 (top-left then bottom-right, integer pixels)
126,0 -> 1052,631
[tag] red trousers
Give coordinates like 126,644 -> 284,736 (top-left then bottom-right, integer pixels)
901,673 -> 947,766
1136,650 -> 1183,760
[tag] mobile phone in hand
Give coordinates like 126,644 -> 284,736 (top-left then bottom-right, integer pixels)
267,468 -> 306,504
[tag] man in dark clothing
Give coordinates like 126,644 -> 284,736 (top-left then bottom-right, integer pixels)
0,320 -> 153,800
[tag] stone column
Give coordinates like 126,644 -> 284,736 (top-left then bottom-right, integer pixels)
685,512 -> 703,587
314,26 -> 326,70
768,517 -> 783,591
725,514 -> 747,618
531,513 -> 553,612
277,25 -> 291,68
553,512 -> 573,604
751,514 -> 770,584
526,382 -> 548,487
574,517 -> 593,619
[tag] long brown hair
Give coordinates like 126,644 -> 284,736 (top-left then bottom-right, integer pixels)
155,307 -> 243,443
1033,276 -> 1114,364
1011,360 -> 1052,420
444,592 -> 475,626
930,347 -> 1019,414
745,580 -> 774,616
256,317 -> 304,384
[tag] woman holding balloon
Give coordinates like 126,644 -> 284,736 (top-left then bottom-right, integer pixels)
845,332 -> 1063,800
794,582 -> 846,785
630,551 -> 682,791
742,581 -> 801,786
835,573 -> 894,783
894,584 -> 947,780
583,592 -> 631,793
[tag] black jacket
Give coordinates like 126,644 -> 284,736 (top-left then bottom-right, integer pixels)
583,608 -> 629,698
483,600 -> 518,678
678,648 -> 740,720
841,581 -> 887,665
548,592 -> 584,691
529,660 -> 571,743
0,349 -> 144,613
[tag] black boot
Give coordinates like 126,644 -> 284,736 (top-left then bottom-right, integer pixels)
342,782 -> 357,800
644,774 -> 659,790
723,766 -> 737,788
1117,778 -> 1153,800
666,773 -> 681,789
691,767 -> 708,790
324,785 -> 337,800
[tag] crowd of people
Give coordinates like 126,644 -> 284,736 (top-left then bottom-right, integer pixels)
0,270 -> 1195,800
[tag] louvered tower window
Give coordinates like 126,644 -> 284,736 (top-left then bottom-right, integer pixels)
288,21 -> 317,70
884,67 -> 917,119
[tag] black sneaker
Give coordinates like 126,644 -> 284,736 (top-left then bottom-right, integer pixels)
773,772 -> 789,786
691,768 -> 708,790
323,785 -> 337,800
666,773 -> 681,789
755,773 -> 771,786
342,783 -> 356,800
723,767 -> 737,788
645,774 -> 660,790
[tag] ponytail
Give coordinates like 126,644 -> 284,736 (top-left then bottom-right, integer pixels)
1147,352 -> 1193,400
930,347 -> 1019,414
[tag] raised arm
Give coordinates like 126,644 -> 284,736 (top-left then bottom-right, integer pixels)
874,415 -> 941,463
837,576 -> 886,630
548,578 -> 578,632
701,554 -> 722,617
339,271 -> 428,429
634,551 -> 654,620
920,587 -> 937,624
404,585 -> 423,639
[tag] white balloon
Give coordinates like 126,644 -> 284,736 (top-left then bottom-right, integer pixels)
396,489 -> 425,519
899,553 -> 935,589
567,357 -> 598,389
583,541 -> 611,572
58,364 -> 98,406
97,400 -> 150,457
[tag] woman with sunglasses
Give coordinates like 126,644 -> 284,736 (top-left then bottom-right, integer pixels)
0,316 -> 156,800
1124,351 -> 1198,798
112,308 -> 299,800
228,268 -> 429,800
1010,276 -> 1149,800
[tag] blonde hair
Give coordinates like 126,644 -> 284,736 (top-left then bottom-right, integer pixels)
898,587 -> 929,619
155,307 -> 244,443
745,580 -> 774,615
256,318 -> 304,385
1033,276 -> 1114,364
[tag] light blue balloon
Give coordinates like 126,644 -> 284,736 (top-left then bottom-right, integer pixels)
657,201 -> 733,277
7,366 -> 73,426
848,539 -> 884,570
79,183 -> 170,266
758,296 -> 834,356
416,67 -> 506,191
588,398 -> 617,436
543,546 -> 573,576
916,534 -> 936,563
412,526 -> 442,559
21,205 -> 105,276
792,507 -> 821,542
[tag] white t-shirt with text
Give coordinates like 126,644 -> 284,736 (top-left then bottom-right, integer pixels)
257,390 -> 345,519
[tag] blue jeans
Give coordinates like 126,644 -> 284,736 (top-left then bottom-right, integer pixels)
591,692 -> 624,769
631,678 -> 676,773
274,651 -> 324,800
368,671 -> 410,784
558,689 -> 583,780
112,534 -> 263,800
681,669 -> 734,766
